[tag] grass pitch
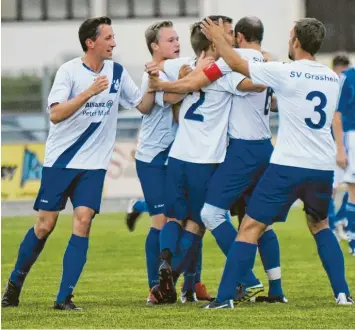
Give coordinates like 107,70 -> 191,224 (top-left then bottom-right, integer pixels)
1,208 -> 354,329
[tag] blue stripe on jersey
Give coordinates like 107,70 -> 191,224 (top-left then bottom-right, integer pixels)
150,142 -> 173,165
109,62 -> 124,94
52,122 -> 101,168
82,62 -> 105,73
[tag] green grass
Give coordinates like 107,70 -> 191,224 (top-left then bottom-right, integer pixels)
1,208 -> 354,329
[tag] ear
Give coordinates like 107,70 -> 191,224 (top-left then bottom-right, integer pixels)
86,38 -> 95,50
151,42 -> 159,52
294,38 -> 301,49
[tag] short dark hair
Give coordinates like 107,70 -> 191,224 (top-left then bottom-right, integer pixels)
207,15 -> 233,24
294,18 -> 326,56
234,16 -> 264,44
145,21 -> 174,55
332,52 -> 351,68
190,16 -> 233,56
78,16 -> 112,52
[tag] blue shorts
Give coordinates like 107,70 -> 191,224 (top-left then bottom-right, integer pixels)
247,164 -> 334,225
164,157 -> 218,225
206,139 -> 273,210
136,159 -> 166,216
34,167 -> 106,214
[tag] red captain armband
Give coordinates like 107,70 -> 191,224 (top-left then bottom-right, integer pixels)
203,63 -> 223,82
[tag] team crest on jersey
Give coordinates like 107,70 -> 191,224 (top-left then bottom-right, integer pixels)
112,79 -> 119,91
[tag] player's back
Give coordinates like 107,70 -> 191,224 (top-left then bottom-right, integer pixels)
251,60 -> 339,170
228,49 -> 271,140
170,72 -> 236,163
338,67 -> 355,132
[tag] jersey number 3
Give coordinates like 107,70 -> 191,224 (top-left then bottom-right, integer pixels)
305,91 -> 327,129
184,91 -> 205,122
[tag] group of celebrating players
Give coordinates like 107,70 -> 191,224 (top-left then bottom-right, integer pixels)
2,12 -> 354,311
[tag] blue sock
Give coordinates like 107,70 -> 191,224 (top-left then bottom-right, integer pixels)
346,202 -> 355,244
160,221 -> 182,256
10,227 -> 47,287
183,259 -> 196,292
56,234 -> 89,303
133,200 -> 149,213
195,240 -> 202,283
315,229 -> 349,296
212,221 -> 237,256
217,241 -> 258,301
173,231 -> 201,275
258,229 -> 283,297
335,192 -> 348,223
145,228 -> 160,288
212,221 -> 258,287
328,197 -> 336,230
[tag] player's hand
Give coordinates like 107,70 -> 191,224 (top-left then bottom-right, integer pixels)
336,148 -> 348,169
200,17 -> 225,42
148,75 -> 162,91
145,61 -> 160,77
178,64 -> 193,79
195,51 -> 215,71
88,76 -> 109,96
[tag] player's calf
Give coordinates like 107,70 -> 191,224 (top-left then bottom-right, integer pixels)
307,214 -> 352,302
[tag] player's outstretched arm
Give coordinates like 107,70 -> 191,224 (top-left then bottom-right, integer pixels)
49,76 -> 108,124
201,18 -> 250,78
237,79 -> 267,93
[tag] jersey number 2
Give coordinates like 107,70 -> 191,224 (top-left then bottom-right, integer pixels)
305,91 -> 327,129
184,91 -> 205,122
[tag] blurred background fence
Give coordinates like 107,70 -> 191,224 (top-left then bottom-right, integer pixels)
1,0 -> 354,209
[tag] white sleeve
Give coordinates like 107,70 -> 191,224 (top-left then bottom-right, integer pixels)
249,61 -> 287,91
215,57 -> 232,75
120,69 -> 143,109
154,72 -> 170,108
218,72 -> 247,96
163,57 -> 190,81
140,72 -> 169,108
47,65 -> 72,112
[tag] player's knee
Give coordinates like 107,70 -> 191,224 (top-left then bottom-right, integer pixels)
238,216 -> 266,243
73,207 -> 95,237
185,219 -> 204,235
151,214 -> 166,230
34,212 -> 58,239
348,183 -> 355,203
306,214 -> 329,235
201,203 -> 227,231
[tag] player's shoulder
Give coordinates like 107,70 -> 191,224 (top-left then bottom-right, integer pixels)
342,66 -> 355,79
234,48 -> 263,62
58,57 -> 82,73
165,56 -> 192,68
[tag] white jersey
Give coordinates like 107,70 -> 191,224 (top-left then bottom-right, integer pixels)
44,57 -> 142,170
135,72 -> 177,164
216,48 -> 272,140
166,57 -> 242,163
249,59 -> 339,170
